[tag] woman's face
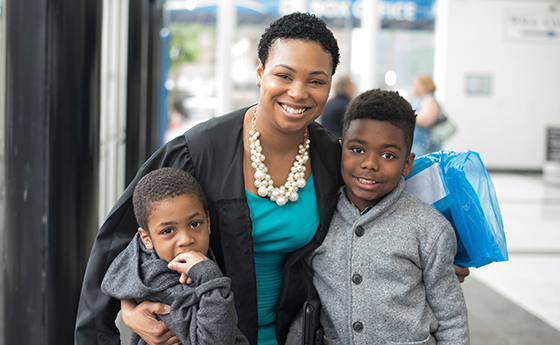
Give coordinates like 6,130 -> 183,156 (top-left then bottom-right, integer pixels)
256,39 -> 333,134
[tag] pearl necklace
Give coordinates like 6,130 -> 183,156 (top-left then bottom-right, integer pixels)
249,108 -> 310,206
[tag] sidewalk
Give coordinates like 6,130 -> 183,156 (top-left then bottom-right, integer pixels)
464,172 -> 560,344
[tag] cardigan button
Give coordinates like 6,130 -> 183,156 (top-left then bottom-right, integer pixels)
355,226 -> 365,237
353,321 -> 364,332
352,273 -> 362,285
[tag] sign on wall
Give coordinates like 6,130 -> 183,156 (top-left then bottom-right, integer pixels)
503,9 -> 560,44
301,0 -> 436,21
167,0 -> 437,23
465,74 -> 492,96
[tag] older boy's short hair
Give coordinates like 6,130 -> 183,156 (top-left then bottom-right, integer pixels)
257,12 -> 340,76
342,89 -> 417,154
132,167 -> 208,232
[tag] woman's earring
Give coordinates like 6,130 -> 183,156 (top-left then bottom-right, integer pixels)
256,80 -> 261,87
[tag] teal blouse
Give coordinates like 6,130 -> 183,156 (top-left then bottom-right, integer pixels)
245,174 -> 320,344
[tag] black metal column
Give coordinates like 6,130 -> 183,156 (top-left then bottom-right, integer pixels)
126,0 -> 164,185
3,0 -> 101,343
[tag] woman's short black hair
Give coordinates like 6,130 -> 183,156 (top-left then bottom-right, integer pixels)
132,167 -> 208,232
257,12 -> 340,75
342,89 -> 417,154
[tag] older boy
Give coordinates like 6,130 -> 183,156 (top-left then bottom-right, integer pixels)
101,167 -> 248,345
290,89 -> 469,344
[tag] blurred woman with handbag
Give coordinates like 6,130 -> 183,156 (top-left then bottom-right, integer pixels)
411,73 -> 444,157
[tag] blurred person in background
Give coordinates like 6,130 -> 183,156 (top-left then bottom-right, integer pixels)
320,75 -> 354,138
411,73 -> 442,157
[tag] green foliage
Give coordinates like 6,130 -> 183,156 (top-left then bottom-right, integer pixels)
167,23 -> 215,73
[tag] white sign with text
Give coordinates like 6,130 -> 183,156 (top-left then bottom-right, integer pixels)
503,9 -> 560,44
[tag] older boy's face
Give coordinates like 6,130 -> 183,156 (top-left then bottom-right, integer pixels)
341,119 -> 414,211
139,194 -> 210,263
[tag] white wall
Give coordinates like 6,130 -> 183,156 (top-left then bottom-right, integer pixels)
434,0 -> 560,170
99,0 -> 129,227
100,3 -> 133,342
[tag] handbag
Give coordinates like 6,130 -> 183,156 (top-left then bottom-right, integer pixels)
430,113 -> 457,146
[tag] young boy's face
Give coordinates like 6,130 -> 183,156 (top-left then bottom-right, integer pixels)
341,119 -> 414,211
138,194 -> 211,263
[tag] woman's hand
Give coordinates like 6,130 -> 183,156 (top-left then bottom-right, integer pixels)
121,299 -> 179,345
454,265 -> 470,283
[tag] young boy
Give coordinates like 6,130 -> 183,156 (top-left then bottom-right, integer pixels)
101,167 -> 248,345
289,89 -> 469,344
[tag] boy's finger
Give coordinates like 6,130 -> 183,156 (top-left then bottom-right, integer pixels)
168,260 -> 185,270
179,272 -> 188,284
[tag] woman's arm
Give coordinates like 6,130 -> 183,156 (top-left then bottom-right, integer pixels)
415,97 -> 440,127
121,299 -> 180,345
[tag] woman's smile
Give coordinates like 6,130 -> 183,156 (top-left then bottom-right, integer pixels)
279,103 -> 308,115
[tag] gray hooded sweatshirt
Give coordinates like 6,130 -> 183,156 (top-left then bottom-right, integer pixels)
101,233 -> 248,345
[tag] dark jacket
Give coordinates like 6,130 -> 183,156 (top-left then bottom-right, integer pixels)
320,95 -> 351,138
75,106 -> 343,345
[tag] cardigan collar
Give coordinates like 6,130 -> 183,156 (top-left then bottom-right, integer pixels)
339,176 -> 406,225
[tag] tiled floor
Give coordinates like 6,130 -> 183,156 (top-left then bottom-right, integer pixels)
464,172 -> 560,344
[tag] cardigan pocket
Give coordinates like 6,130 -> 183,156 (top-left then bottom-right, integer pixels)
322,333 -> 339,345
389,334 -> 435,345
317,309 -> 339,345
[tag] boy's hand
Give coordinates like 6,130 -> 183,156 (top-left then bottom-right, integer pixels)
454,265 -> 470,283
168,252 -> 209,284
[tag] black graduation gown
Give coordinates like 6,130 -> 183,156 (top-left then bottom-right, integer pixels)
74,106 -> 343,345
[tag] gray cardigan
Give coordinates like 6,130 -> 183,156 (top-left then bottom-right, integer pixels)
288,178 -> 469,345
101,233 -> 248,345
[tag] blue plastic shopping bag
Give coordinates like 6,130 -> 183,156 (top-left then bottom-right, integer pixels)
404,150 -> 508,268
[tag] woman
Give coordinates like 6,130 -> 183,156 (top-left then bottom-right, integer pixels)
411,73 -> 442,157
76,12 -> 343,345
